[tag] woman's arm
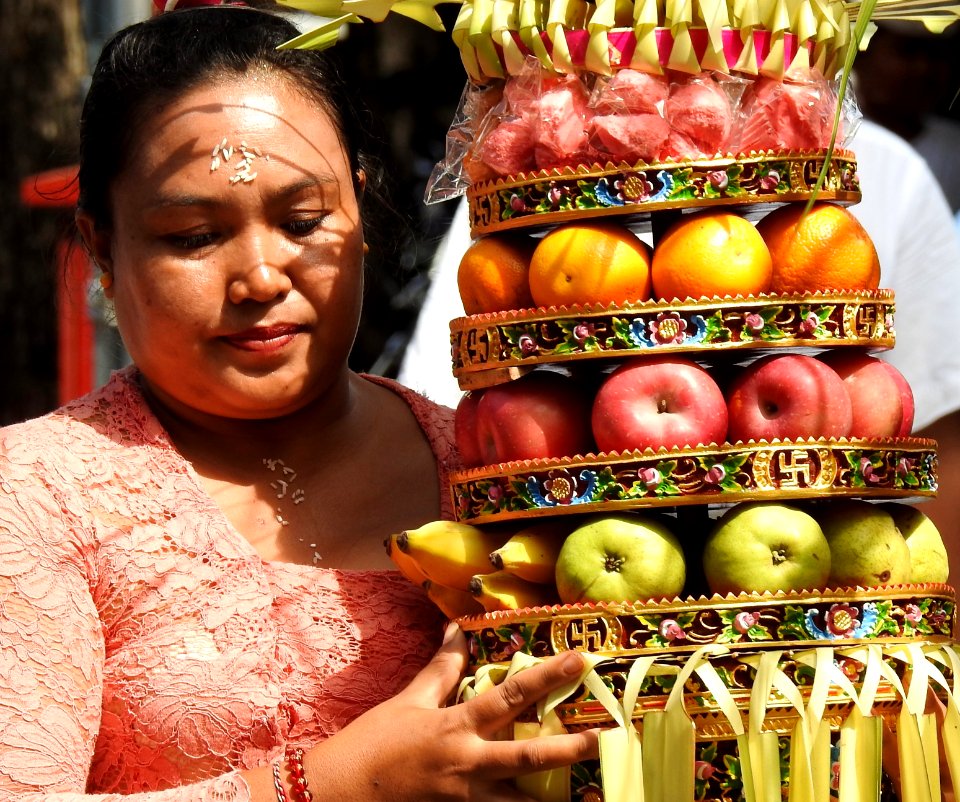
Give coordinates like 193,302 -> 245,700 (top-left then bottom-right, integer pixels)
0,473 -> 595,802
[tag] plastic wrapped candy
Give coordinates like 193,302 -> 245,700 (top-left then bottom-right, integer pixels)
424,63 -> 858,202
735,68 -> 857,152
663,72 -> 746,159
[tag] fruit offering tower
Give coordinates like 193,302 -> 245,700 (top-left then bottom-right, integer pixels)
280,0 -> 960,798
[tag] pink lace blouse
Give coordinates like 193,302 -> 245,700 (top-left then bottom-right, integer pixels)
0,368 -> 457,802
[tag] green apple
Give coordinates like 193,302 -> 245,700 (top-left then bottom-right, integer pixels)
816,499 -> 911,588
883,503 -> 950,584
702,502 -> 831,595
555,514 -> 686,604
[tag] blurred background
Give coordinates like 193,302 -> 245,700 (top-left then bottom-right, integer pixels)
2,2 -> 959,426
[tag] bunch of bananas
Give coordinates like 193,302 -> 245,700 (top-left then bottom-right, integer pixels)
385,519 -> 568,617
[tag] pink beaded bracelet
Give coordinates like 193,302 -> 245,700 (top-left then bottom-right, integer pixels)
284,746 -> 313,802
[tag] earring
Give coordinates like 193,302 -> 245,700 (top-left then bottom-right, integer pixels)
99,272 -> 114,290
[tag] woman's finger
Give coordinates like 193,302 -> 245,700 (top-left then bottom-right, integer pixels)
463,650 -> 587,734
477,727 -> 601,780
398,623 -> 469,708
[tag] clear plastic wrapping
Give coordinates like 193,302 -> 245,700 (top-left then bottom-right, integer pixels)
425,61 -> 862,204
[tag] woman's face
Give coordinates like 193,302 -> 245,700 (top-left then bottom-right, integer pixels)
80,72 -> 365,420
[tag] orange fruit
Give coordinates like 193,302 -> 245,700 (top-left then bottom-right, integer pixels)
755,202 -> 880,294
651,210 -> 772,301
528,222 -> 652,308
457,233 -> 537,315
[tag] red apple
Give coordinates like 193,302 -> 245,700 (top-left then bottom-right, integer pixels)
818,352 -> 914,438
726,354 -> 853,442
473,371 -> 595,464
454,392 -> 484,467
886,363 -> 916,436
591,357 -> 728,453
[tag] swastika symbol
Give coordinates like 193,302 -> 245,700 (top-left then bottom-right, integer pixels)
776,450 -> 813,488
566,618 -> 606,651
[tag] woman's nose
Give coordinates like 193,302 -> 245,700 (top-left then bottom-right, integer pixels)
227,233 -> 293,304
228,263 -> 292,304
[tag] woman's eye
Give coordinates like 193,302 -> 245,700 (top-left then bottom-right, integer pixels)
286,216 -> 325,235
167,232 -> 216,249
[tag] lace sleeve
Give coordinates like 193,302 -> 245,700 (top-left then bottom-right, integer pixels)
0,467 -> 251,802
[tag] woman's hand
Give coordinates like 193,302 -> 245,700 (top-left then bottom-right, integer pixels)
303,623 -> 599,801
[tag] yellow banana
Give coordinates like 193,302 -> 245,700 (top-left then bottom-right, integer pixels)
488,520 -> 570,585
469,570 -> 558,612
384,532 -> 430,587
425,580 -> 486,620
396,519 -> 509,592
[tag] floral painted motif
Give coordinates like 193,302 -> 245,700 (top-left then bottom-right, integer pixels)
473,153 -> 860,235
759,169 -> 782,191
523,467 -> 623,508
450,443 -> 937,522
536,470 -> 596,506
717,608 -> 773,642
900,598 -> 939,637
462,595 -> 955,671
659,618 -> 687,642
823,602 -> 862,637
696,453 -> 750,493
743,312 -> 765,334
733,611 -> 759,633
843,449 -> 935,493
797,304 -> 836,339
518,333 -> 539,356
629,460 -> 681,498
620,312 -> 709,348
703,464 -> 726,485
634,609 -> 699,647
705,169 -> 730,192
649,312 -> 688,344
453,294 -> 894,379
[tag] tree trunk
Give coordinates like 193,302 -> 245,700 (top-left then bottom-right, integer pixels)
0,0 -> 87,424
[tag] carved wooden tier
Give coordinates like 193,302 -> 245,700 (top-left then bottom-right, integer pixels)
451,290 -> 894,390
466,150 -> 859,236
449,437 -> 937,524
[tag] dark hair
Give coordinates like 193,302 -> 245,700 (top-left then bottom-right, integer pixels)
77,5 -> 394,247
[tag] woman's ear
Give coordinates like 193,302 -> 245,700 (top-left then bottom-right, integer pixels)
355,169 -> 366,195
75,210 -> 113,274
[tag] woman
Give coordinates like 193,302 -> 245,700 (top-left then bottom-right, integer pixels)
0,6 -> 597,802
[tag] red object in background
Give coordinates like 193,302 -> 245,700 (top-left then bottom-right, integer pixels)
21,165 -> 94,404
57,240 -> 95,405
19,165 -> 79,208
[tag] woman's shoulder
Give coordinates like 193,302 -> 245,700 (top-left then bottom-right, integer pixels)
362,374 -> 461,470
0,366 -> 167,472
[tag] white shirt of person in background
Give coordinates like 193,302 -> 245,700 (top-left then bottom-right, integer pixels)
399,118 -> 960,435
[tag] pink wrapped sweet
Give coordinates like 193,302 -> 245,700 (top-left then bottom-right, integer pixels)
664,77 -> 734,157
738,76 -> 834,151
592,70 -> 670,115
588,113 -> 670,163
476,115 -> 537,176
502,71 -> 542,113
533,77 -> 594,169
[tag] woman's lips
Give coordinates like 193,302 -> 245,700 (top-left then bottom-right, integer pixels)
222,324 -> 303,352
